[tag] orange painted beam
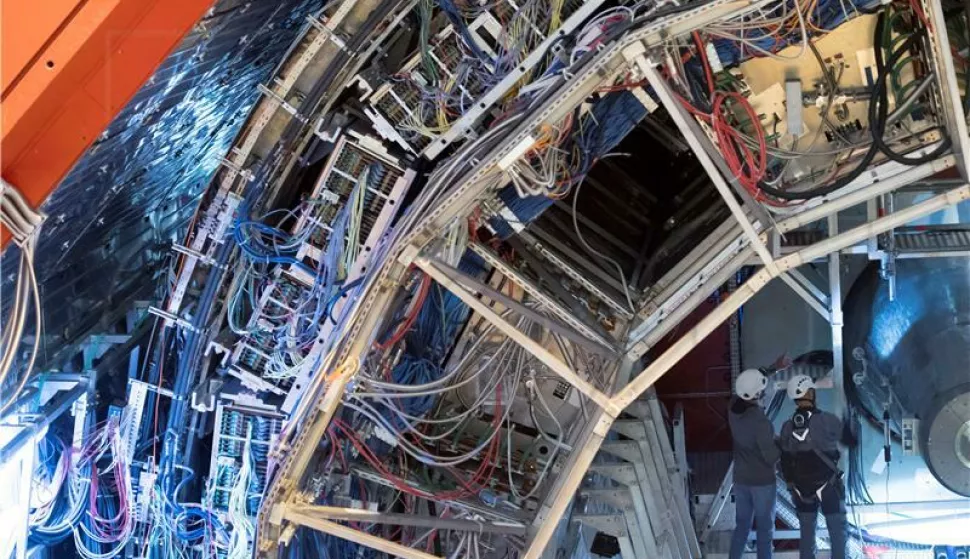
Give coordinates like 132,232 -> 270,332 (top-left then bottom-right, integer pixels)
1,0 -> 215,244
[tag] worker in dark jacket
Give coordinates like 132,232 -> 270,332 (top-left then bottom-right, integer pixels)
728,368 -> 780,559
778,375 -> 855,559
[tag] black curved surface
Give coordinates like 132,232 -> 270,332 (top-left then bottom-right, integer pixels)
0,0 -> 325,370
843,258 -> 970,496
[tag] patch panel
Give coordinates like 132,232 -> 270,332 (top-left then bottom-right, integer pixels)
290,133 -> 405,273
207,402 -> 284,520
362,19 -> 500,153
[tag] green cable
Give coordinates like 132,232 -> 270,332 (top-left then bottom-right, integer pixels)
891,55 -> 916,100
418,0 -> 437,87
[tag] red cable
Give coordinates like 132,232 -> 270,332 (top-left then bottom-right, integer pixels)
693,32 -> 716,98
680,46 -> 781,205
909,0 -> 930,29
711,91 -> 768,195
374,273 -> 431,351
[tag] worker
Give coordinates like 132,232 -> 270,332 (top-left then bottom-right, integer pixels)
778,375 -> 855,559
729,368 -> 780,559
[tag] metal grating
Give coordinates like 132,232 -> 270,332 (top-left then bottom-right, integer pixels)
894,228 -> 970,252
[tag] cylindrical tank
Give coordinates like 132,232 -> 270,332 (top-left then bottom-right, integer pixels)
843,258 -> 970,497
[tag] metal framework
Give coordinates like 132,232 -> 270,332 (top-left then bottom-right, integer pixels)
166,0 -> 969,556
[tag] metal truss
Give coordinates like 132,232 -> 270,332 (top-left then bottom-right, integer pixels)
254,0 -> 970,557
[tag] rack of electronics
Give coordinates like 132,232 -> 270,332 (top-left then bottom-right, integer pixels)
651,0 -> 969,215
14,0 -> 970,558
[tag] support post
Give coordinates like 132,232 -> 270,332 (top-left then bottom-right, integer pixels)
829,215 -> 846,428
285,504 -> 528,535
524,409 -> 615,559
779,273 -> 831,321
632,47 -> 777,274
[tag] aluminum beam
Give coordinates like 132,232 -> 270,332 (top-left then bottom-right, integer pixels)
412,254 -> 618,414
631,47 -> 777,274
525,409 -> 615,559
280,507 -> 441,559
923,0 -> 970,179
284,504 -> 528,535
829,215 -> 846,430
779,272 -> 831,322
0,377 -> 89,464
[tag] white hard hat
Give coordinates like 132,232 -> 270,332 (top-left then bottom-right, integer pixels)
735,369 -> 767,401
787,375 -> 815,400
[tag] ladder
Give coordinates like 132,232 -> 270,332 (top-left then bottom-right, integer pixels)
571,390 -> 701,559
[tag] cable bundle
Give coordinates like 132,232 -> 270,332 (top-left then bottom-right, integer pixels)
228,184 -> 369,382
29,432 -> 90,546
675,2 -> 952,208
0,180 -> 44,418
27,416 -> 138,559
490,88 -> 649,239
223,427 -> 257,559
705,0 -> 879,67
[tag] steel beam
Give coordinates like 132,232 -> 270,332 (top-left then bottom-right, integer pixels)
0,377 -> 88,464
466,243 -> 616,351
612,183 -> 970,410
627,245 -> 755,360
428,253 -> 612,355
628,157 -> 956,359
524,408 -> 615,559
636,218 -> 742,317
829,215 -> 846,431
779,272 -> 831,322
923,0 -> 970,179
518,230 -> 632,318
775,155 -> 957,234
527,225 -> 630,296
632,47 -> 777,274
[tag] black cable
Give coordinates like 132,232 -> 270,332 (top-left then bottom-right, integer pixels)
752,12 -> 893,201
756,9 -> 951,201
867,18 -> 953,165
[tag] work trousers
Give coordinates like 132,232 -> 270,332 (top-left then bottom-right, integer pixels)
729,483 -> 776,559
793,480 -> 847,559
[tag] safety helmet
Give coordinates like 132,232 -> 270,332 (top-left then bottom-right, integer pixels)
787,375 -> 815,400
735,369 -> 768,401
